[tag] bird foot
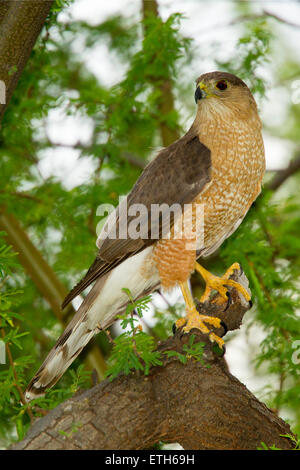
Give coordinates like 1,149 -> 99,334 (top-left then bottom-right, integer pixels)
175,308 -> 225,351
197,262 -> 251,307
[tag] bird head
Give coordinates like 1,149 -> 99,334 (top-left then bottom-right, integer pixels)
194,71 -> 258,120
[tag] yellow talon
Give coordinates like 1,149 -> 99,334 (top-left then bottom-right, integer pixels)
209,332 -> 225,350
195,261 -> 251,304
174,261 -> 250,351
175,317 -> 187,329
175,281 -> 225,349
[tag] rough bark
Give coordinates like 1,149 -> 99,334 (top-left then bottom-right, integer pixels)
0,0 -> 53,121
13,271 -> 295,450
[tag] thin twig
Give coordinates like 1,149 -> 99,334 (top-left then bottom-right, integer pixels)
267,153 -> 300,191
0,190 -> 42,204
262,9 -> 300,29
197,10 -> 300,37
0,328 -> 34,422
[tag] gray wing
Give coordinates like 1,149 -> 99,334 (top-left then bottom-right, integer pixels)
62,126 -> 211,309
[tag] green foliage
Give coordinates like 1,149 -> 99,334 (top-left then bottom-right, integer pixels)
0,233 -> 92,445
121,287 -> 152,321
152,302 -> 184,340
28,363 -> 92,414
0,234 -> 32,445
279,434 -> 300,450
216,17 -> 272,99
74,15 -> 139,60
257,441 -> 281,450
105,330 -> 162,379
105,291 -> 162,379
258,433 -> 300,450
106,301 -> 208,380
164,334 -> 208,367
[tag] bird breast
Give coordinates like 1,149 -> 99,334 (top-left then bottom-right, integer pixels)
195,112 -> 265,257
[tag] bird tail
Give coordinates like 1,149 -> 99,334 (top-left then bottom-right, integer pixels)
25,278 -> 106,401
25,248 -> 159,401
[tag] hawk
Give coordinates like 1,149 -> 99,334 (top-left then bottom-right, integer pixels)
25,71 -> 265,401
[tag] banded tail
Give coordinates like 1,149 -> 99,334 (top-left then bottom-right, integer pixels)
25,247 -> 159,401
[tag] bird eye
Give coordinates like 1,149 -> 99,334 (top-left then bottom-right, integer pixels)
216,80 -> 227,91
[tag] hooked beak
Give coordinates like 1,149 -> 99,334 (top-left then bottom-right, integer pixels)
195,82 -> 209,103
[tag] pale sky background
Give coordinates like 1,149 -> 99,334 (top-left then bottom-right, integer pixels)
41,0 -> 300,187
38,0 -> 300,432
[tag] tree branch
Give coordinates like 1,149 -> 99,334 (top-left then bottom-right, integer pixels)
0,210 -> 71,322
0,327 -> 34,422
0,0 -> 53,121
262,9 -> 300,29
266,152 -> 300,191
13,271 -> 295,450
197,10 -> 300,37
142,0 -> 180,147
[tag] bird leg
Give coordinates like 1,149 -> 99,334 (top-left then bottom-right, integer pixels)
195,261 -> 251,306
175,280 -> 225,349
